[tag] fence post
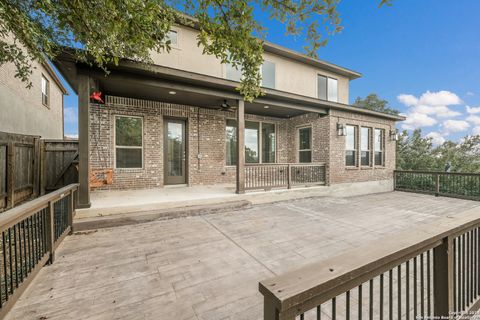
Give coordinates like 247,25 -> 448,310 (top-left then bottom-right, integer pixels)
435,173 -> 440,196
433,236 -> 454,317
6,141 -> 15,209
264,296 -> 280,320
46,200 -> 55,264
68,190 -> 74,235
287,164 -> 292,189
393,170 -> 396,190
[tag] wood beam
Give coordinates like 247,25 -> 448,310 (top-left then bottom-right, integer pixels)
236,100 -> 245,194
77,75 -> 91,208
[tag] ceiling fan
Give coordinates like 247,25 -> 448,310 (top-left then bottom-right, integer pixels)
217,99 -> 236,112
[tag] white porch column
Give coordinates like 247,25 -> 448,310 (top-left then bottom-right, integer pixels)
77,74 -> 91,208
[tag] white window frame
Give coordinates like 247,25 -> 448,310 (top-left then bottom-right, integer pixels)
41,74 -> 49,107
374,128 -> 385,166
345,125 -> 357,167
225,119 -> 277,166
297,125 -> 313,163
114,115 -> 144,169
361,126 -> 372,167
317,74 -> 338,102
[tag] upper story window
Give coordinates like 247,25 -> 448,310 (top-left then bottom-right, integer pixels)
226,63 -> 242,82
345,125 -> 357,166
317,75 -> 338,102
166,30 -> 178,46
361,127 -> 372,166
261,61 -> 275,89
115,116 -> 143,169
375,129 -> 385,166
41,75 -> 49,107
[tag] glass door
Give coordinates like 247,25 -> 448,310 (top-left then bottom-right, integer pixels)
164,119 -> 186,185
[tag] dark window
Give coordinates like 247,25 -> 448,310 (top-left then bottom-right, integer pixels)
115,116 -> 143,168
262,123 -> 276,163
361,127 -> 372,166
298,127 -> 312,163
226,119 -> 237,166
167,30 -> 178,46
245,121 -> 259,163
318,75 -> 338,102
375,129 -> 384,166
346,125 -> 357,166
41,75 -> 49,106
317,75 -> 327,100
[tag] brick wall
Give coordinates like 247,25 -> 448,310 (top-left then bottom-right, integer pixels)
89,96 -> 397,190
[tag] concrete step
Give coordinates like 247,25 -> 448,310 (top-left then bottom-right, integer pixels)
73,200 -> 251,232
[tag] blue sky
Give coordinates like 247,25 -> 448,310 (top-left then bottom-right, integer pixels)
63,0 -> 480,144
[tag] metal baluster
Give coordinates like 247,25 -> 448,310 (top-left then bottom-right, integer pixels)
421,253 -> 425,315
427,250 -> 432,315
332,297 -> 336,320
414,257 -> 417,318
380,274 -> 384,320
389,269 -> 393,320
359,284 -> 363,320
369,279 -> 374,320
2,231 -> 8,300
398,265 -> 402,320
346,290 -> 350,320
8,228 -> 13,294
317,305 -> 321,320
22,220 -> 27,279
406,261 -> 410,320
13,224 -> 18,288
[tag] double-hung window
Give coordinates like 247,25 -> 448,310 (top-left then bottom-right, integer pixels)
225,120 -> 276,165
298,127 -> 312,163
375,129 -> 385,166
166,30 -> 178,46
317,75 -> 338,102
361,127 -> 372,166
41,75 -> 49,107
115,116 -> 143,168
345,125 -> 357,166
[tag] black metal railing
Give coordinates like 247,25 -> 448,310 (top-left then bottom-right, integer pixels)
395,170 -> 480,201
0,184 -> 77,318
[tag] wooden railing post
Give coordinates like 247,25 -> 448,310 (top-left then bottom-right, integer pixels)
6,141 -> 15,209
68,190 -> 74,234
264,296 -> 280,320
435,173 -> 440,196
287,164 -> 292,189
46,200 -> 55,264
433,236 -> 454,317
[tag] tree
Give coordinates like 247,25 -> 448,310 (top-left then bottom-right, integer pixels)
0,0 -> 392,101
353,93 -> 400,115
396,129 -> 436,170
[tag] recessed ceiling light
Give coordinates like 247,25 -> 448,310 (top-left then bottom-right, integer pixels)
264,105 -> 269,109
169,91 -> 176,95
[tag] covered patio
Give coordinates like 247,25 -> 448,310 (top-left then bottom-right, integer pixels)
6,191 -> 479,320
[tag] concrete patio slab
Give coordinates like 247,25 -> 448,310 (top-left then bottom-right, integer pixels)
6,191 -> 479,320
76,179 -> 394,219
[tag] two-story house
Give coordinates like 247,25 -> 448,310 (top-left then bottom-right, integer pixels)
53,24 -> 404,208
0,57 -> 67,139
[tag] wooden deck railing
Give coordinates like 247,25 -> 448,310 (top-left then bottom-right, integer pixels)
260,207 -> 480,320
395,170 -> 480,201
245,163 -> 326,191
0,184 -> 78,318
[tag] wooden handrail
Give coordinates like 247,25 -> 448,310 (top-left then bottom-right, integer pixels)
0,184 -> 78,232
259,207 -> 480,319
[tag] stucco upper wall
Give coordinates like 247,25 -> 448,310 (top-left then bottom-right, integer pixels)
150,25 -> 351,104
0,60 -> 64,139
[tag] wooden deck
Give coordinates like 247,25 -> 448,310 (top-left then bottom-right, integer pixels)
6,192 -> 480,320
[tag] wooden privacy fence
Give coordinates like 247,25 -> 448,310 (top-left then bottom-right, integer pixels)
260,207 -> 480,320
0,132 -> 41,212
0,132 -> 78,212
0,184 -> 77,318
395,170 -> 480,201
245,163 -> 326,191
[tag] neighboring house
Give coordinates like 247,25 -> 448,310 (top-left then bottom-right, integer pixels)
53,24 -> 404,208
0,56 -> 67,139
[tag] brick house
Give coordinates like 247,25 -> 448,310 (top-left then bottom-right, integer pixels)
54,24 -> 404,208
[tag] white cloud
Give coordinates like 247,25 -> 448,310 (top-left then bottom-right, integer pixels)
397,94 -> 418,106
64,134 -> 78,139
413,105 -> 461,118
466,106 -> 480,114
401,112 -> 437,130
442,120 -> 470,134
64,107 -> 77,123
466,115 -> 480,126
417,90 -> 462,106
426,132 -> 446,145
